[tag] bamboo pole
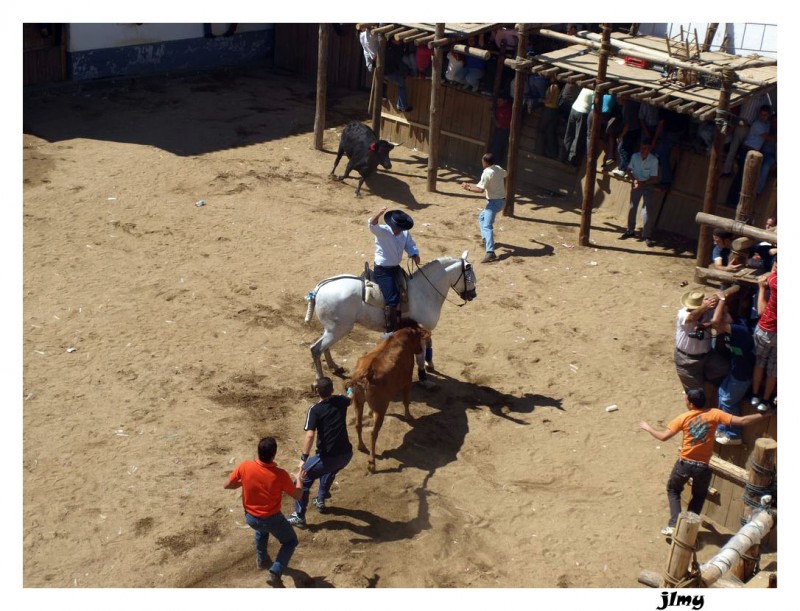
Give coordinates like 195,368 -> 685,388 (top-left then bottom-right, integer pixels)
426,23 -> 445,193
694,69 -> 734,278
371,36 -> 387,137
503,24 -> 528,217
702,24 -> 719,52
313,24 -> 329,151
699,511 -> 774,586
695,212 -> 778,244
735,438 -> 777,582
734,150 -> 764,224
661,511 -> 702,588
579,24 -> 610,247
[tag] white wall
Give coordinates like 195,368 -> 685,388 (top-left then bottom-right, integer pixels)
636,23 -> 777,58
68,23 -> 271,53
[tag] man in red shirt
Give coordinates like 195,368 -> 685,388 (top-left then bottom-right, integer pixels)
489,95 -> 512,166
639,388 -> 772,536
225,437 -> 304,587
751,259 -> 777,411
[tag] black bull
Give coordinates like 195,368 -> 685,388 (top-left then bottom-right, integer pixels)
330,121 -> 395,196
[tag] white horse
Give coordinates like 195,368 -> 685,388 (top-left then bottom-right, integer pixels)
305,252 -> 477,381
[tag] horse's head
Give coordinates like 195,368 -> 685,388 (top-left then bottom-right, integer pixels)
453,250 -> 477,301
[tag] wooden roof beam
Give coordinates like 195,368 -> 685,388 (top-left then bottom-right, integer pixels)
406,32 -> 431,43
665,98 -> 685,109
576,76 -> 596,87
383,26 -> 407,39
356,23 -> 379,30
503,57 -> 534,70
453,44 -> 492,60
394,29 -> 420,41
372,24 -> 398,35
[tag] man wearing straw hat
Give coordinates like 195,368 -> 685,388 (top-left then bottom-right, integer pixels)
674,289 -> 729,392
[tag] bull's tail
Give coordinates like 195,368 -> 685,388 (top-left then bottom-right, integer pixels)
304,290 -> 316,324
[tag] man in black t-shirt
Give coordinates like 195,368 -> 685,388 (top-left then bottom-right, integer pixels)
287,377 -> 353,528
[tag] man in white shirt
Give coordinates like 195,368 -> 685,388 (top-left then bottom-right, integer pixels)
369,207 -> 420,333
620,138 -> 659,246
462,153 -> 507,263
563,87 -> 594,165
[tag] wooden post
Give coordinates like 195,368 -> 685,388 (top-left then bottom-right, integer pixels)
371,35 -> 387,137
579,24 -> 611,246
661,511 -> 702,588
695,212 -> 778,244
313,24 -> 329,151
503,24 -> 528,217
734,438 -> 777,582
695,69 -> 735,279
703,23 -> 719,52
734,150 -> 764,224
427,23 -> 445,193
492,53 -> 505,99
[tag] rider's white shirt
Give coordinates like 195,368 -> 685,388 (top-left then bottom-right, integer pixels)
369,219 -> 419,267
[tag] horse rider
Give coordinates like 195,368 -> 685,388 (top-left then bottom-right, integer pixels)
368,206 -> 420,334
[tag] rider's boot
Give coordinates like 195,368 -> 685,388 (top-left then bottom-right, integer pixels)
383,305 -> 398,336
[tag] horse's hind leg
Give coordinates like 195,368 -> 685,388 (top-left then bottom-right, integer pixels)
368,407 -> 386,473
310,327 -> 349,378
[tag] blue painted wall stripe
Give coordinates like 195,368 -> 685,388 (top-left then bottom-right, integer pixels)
68,29 -> 274,81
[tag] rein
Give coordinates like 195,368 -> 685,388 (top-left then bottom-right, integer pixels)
410,259 -> 470,307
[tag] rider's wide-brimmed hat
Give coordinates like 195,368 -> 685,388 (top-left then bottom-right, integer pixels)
385,209 -> 414,231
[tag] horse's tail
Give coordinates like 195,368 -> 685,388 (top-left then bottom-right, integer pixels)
304,290 -> 316,324
304,275 -> 362,324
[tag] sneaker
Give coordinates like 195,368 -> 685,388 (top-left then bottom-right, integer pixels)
750,396 -> 761,407
619,230 -> 634,240
716,434 -> 741,446
287,512 -> 307,529
756,402 -> 771,413
312,497 -> 327,513
611,168 -> 626,178
266,571 -> 284,588
661,526 -> 674,537
481,251 -> 498,263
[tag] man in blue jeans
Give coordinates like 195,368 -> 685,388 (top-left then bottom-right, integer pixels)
288,377 -> 353,529
462,152 -> 507,263
225,437 -> 304,587
709,288 -> 755,445
368,206 -> 420,333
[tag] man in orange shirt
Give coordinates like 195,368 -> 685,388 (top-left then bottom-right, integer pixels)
639,388 -> 772,537
225,437 -> 305,587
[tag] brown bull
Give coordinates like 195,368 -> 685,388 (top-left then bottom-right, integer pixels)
346,322 -> 431,472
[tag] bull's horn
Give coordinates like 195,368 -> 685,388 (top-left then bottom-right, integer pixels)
389,140 -> 404,147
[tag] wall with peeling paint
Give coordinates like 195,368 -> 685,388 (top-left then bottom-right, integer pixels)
67,24 -> 274,81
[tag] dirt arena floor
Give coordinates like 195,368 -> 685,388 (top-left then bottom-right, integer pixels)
21,65 -> 778,596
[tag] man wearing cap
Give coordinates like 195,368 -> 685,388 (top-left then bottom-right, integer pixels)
674,289 -> 729,392
462,152 -> 507,263
369,206 -> 420,333
287,377 -> 353,529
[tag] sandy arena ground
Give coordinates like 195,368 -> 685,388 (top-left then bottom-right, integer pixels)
20,65 -> 783,603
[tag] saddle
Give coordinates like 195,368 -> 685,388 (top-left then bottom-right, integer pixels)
361,262 -> 409,309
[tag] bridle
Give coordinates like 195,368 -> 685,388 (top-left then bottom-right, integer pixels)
411,258 -> 476,307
